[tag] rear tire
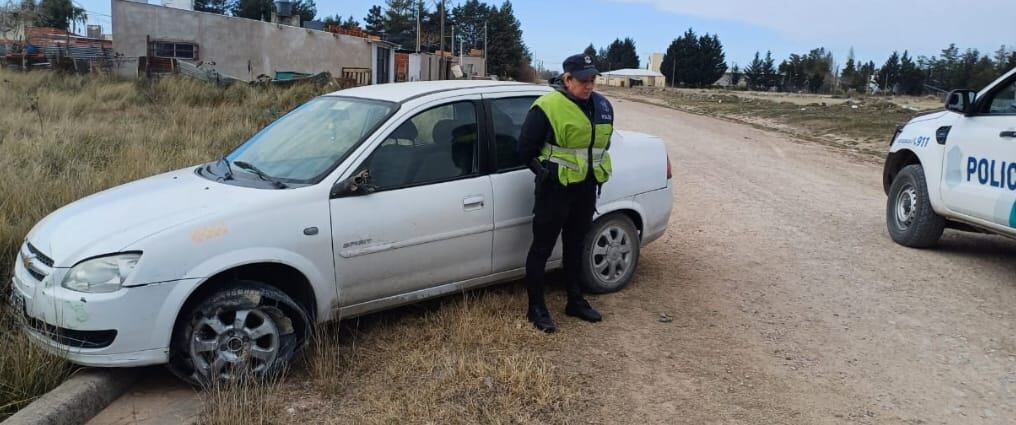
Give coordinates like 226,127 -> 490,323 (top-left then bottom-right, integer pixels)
168,281 -> 310,386
886,164 -> 945,248
581,213 -> 641,294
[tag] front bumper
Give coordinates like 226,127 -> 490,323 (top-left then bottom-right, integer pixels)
10,243 -> 192,367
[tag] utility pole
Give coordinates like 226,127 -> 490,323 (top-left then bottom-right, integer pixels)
671,57 -> 676,88
415,4 -> 420,53
439,0 -> 445,55
451,25 -> 454,58
481,20 -> 485,76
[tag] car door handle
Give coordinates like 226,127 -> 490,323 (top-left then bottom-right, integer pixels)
1000,131 -> 1016,138
463,195 -> 485,211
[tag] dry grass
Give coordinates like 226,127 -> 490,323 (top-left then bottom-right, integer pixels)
0,71 -> 579,423
296,285 -> 577,424
0,69 -> 330,420
197,286 -> 578,425
0,70 -> 327,281
602,86 -> 932,157
198,372 -> 285,425
0,305 -> 74,420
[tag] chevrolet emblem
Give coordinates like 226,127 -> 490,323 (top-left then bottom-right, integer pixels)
21,253 -> 35,270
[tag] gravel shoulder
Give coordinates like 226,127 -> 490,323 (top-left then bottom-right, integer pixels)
549,97 -> 1016,424
93,94 -> 1016,425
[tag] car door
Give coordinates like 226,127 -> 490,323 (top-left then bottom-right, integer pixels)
940,75 -> 1016,228
329,98 -> 493,307
482,92 -> 564,273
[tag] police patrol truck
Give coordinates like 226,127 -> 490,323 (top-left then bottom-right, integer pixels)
884,67 -> 1016,247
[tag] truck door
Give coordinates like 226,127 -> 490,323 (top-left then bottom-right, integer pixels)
940,74 -> 1016,228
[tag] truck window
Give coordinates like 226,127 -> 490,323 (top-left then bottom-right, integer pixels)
987,80 -> 1016,114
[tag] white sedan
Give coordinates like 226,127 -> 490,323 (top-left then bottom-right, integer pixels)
9,80 -> 673,383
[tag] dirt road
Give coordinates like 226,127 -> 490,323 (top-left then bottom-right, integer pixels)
551,98 -> 1016,424
91,97 -> 1016,425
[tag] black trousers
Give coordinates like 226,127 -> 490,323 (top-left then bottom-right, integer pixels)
525,177 -> 597,307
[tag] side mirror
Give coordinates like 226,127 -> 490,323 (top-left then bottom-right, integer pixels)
945,89 -> 976,115
330,169 -> 376,198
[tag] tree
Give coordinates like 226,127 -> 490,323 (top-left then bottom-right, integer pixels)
34,0 -> 85,31
858,60 -> 876,93
194,0 -> 228,14
583,43 -> 607,73
230,0 -> 273,21
291,0 -> 316,22
604,37 -> 639,71
803,48 -> 833,93
382,0 -> 415,46
743,51 -> 765,90
877,51 -> 901,93
364,5 -> 384,33
696,33 -> 727,86
661,29 -> 695,86
451,0 -> 493,52
596,47 -> 608,71
660,29 -> 726,87
486,1 -> 529,79
841,48 -> 858,93
898,51 -> 926,95
730,63 -> 741,86
323,14 -> 360,29
762,51 -> 777,90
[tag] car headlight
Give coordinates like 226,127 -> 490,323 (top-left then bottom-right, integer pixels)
61,253 -> 141,293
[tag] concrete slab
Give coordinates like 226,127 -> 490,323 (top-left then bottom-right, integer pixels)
86,368 -> 200,425
2,368 -> 138,425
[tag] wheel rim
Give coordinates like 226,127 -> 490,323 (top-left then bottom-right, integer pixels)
895,184 -> 919,230
190,308 -> 280,381
591,225 -> 634,285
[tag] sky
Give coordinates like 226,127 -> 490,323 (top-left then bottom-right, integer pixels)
76,0 -> 1015,71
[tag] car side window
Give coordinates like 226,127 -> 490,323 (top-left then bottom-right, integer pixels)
987,79 -> 1016,114
366,101 -> 479,190
490,96 -> 538,171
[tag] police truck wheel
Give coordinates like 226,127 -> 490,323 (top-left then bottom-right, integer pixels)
168,281 -> 310,386
581,213 -> 640,294
887,164 -> 945,248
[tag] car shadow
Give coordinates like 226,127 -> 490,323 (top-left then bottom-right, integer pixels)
930,230 -> 1016,272
325,270 -> 571,338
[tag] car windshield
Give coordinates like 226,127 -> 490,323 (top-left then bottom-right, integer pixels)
226,96 -> 395,184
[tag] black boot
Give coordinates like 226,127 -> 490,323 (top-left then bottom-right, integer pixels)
565,298 -> 602,322
527,304 -> 557,333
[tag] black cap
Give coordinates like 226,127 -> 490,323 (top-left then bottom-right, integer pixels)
562,53 -> 599,80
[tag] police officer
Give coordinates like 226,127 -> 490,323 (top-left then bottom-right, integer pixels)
517,53 -> 614,332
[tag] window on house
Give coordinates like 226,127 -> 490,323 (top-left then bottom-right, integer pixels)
152,41 -> 198,60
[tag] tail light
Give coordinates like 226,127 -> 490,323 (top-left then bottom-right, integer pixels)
666,154 -> 672,180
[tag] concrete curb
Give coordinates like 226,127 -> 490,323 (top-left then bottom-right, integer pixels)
2,368 -> 140,425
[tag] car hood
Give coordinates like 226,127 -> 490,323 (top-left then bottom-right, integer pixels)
26,167 -> 236,266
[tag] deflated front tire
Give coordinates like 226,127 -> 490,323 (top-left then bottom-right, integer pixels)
168,281 -> 310,386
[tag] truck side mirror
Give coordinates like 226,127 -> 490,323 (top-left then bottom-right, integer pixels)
330,169 -> 375,199
945,89 -> 976,115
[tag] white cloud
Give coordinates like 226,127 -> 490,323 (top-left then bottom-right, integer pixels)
608,0 -> 1013,55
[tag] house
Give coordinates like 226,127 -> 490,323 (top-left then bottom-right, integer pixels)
713,72 -> 748,88
111,0 -> 396,84
597,68 -> 666,88
647,53 -> 664,73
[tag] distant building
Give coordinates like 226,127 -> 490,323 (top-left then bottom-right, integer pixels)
86,25 -> 103,39
597,68 -> 666,88
713,72 -> 747,88
111,0 -> 396,84
162,0 -> 194,11
647,53 -> 664,73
